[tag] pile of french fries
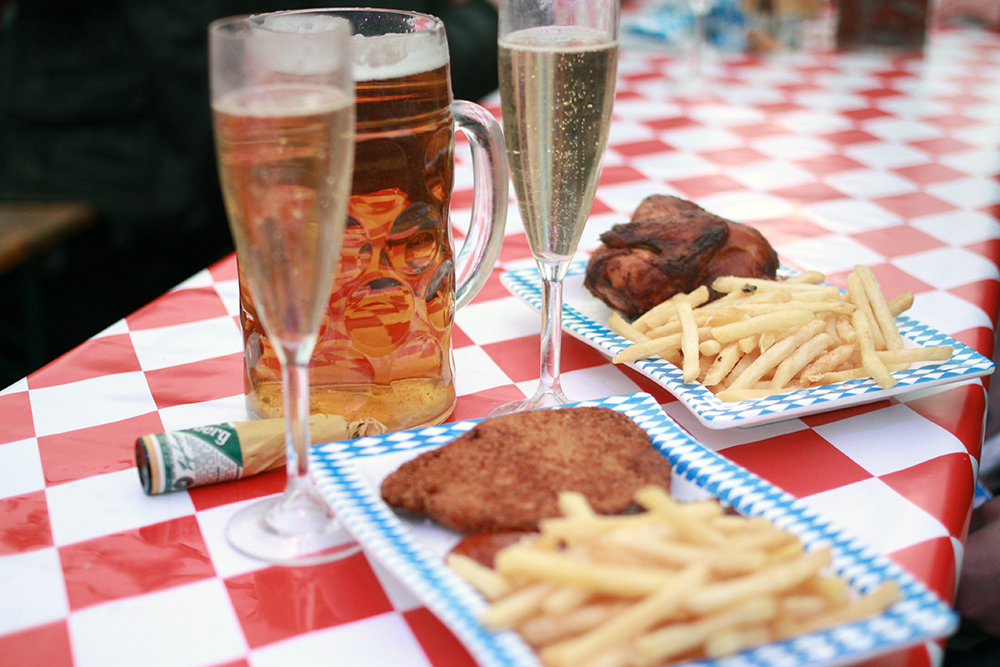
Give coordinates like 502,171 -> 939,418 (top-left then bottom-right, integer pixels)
606,265 -> 953,402
449,487 -> 900,667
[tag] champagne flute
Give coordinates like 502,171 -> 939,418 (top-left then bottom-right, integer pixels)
690,0 -> 712,80
489,0 -> 620,415
685,0 -> 721,93
210,11 -> 358,564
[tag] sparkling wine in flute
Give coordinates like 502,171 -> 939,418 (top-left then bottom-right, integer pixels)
489,20 -> 618,416
211,9 -> 356,566
214,83 -> 355,344
499,26 -> 618,271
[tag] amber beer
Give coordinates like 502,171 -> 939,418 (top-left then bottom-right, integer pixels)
241,58 -> 461,431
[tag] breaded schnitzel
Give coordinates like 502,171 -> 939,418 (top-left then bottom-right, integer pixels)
379,407 -> 672,533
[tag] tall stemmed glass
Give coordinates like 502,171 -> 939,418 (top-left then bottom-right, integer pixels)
210,11 -> 358,564
490,0 -> 620,415
690,0 -> 713,80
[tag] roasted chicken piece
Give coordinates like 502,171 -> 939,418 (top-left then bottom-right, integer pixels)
584,195 -> 779,319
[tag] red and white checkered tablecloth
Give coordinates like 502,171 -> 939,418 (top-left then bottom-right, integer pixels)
3,24 -> 1000,667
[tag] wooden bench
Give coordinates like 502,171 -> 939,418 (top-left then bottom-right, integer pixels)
0,201 -> 97,384
0,201 -> 97,274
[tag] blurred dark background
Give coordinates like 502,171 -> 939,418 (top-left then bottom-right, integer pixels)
0,0 -> 499,389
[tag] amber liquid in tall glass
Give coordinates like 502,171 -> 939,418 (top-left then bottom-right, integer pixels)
241,64 -> 459,431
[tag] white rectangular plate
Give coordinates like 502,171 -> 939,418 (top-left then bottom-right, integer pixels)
310,392 -> 958,667
501,261 -> 995,429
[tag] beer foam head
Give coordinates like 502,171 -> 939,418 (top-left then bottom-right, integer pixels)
248,13 -> 352,75
351,30 -> 449,81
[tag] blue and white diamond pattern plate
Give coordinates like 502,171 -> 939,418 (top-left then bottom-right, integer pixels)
310,392 -> 958,667
501,261 -> 996,429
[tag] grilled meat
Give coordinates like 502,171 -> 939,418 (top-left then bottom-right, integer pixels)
584,195 -> 779,319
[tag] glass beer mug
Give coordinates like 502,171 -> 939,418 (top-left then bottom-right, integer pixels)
238,8 -> 508,432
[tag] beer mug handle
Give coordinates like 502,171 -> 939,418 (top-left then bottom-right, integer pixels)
451,100 -> 509,310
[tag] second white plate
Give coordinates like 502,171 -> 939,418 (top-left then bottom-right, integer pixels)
501,261 -> 995,429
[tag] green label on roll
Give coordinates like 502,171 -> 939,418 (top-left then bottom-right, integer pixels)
186,424 -> 244,465
158,424 -> 244,492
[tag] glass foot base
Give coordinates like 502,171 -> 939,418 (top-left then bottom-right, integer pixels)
226,488 -> 360,566
487,386 -> 571,418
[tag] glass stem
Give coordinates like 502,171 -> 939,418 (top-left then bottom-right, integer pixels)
690,0 -> 711,81
535,275 -> 567,403
693,12 -> 704,79
283,349 -> 312,482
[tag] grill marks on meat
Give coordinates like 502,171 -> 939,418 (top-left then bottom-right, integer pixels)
584,195 -> 779,319
584,212 -> 727,318
379,407 -> 672,534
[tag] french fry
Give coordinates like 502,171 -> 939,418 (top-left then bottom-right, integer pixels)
773,580 -> 901,638
758,330 -> 779,353
699,339 -> 723,357
704,625 -> 772,658
608,312 -> 649,344
615,328 -> 713,365
613,335 -> 683,364
539,564 -> 709,667
480,581 -> 556,629
800,342 -> 856,387
738,334 -> 760,354
733,300 -> 854,316
702,341 -> 741,387
634,596 -> 779,666
778,595 -> 831,621
646,307 -> 746,339
560,490 -> 598,518
771,332 -> 835,390
847,271 -> 885,350
606,265 -> 949,401
851,308 -> 896,388
494,546 -> 678,597
676,295 -> 701,383
578,643 -> 634,667
456,490 -> 901,667
856,265 -> 903,350
712,276 -> 839,298
446,553 -> 512,600
808,363 -> 909,386
712,309 -> 814,344
634,486 -> 726,547
835,314 -> 857,344
723,349 -> 759,387
541,585 -> 594,616
520,602 -> 627,645
727,319 -> 827,391
876,346 -> 953,364
783,269 -> 825,284
684,546 -> 832,614
888,290 -> 914,316
539,512 -> 669,544
729,288 -> 794,305
632,286 -> 710,332
632,300 -> 678,333
604,529 -> 769,575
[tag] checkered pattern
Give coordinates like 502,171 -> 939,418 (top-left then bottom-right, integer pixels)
310,393 -> 958,667
3,24 -> 1000,667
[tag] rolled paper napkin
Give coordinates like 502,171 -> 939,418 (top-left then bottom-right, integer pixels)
136,414 -> 387,495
